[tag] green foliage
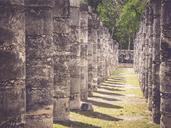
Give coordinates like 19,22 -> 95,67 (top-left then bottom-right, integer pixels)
96,0 -> 147,49
116,0 -> 146,49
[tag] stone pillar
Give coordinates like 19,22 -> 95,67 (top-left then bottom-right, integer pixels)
144,8 -> 149,99
80,3 -> 89,100
25,0 -> 54,127
115,42 -> 119,68
97,22 -> 104,84
160,0 -> 171,127
151,0 -> 161,124
147,4 -> 154,111
69,0 -> 81,109
92,14 -> 98,90
139,22 -> 144,85
104,28 -> 109,79
102,28 -> 108,80
53,0 -> 70,121
88,8 -> 98,96
0,1 -> 25,127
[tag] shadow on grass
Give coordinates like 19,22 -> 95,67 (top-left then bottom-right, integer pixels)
72,110 -> 123,122
84,99 -> 123,109
94,90 -> 125,97
91,95 -> 120,101
100,84 -> 124,88
54,120 -> 100,128
108,77 -> 125,80
101,83 -> 125,87
106,79 -> 125,82
98,86 -> 124,92
104,80 -> 126,85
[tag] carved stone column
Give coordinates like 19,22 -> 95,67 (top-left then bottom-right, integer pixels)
160,0 -> 171,127
88,8 -> 98,96
80,3 -> 89,100
53,0 -> 70,121
69,0 -> 81,109
97,22 -> 104,84
25,0 -> 54,127
0,1 -> 25,127
151,0 -> 161,124
144,8 -> 149,99
147,4 -> 154,111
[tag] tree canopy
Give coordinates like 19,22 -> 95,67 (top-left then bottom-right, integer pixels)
91,0 -> 147,49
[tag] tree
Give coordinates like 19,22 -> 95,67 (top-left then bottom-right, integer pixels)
96,0 -> 147,49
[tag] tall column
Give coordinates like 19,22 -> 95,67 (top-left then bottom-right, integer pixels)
104,28 -> 109,79
102,28 -> 108,80
160,0 -> 171,127
80,3 -> 89,100
151,0 -> 161,124
139,16 -> 143,92
144,8 -> 149,99
147,4 -> 154,111
25,0 -> 54,127
139,21 -> 144,86
97,22 -> 103,84
88,8 -> 98,96
53,0 -> 70,121
69,0 -> 81,109
0,1 -> 25,127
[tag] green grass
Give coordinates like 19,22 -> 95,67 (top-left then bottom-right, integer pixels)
53,68 -> 159,128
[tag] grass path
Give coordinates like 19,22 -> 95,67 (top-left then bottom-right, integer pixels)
54,68 -> 160,128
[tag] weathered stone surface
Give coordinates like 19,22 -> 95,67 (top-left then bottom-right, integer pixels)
147,4 -> 153,111
88,8 -> 98,96
25,0 -> 54,127
81,102 -> 94,111
69,0 -> 81,110
119,50 -> 134,64
80,3 -> 89,100
160,0 -> 171,127
53,0 -> 70,121
0,0 -> 120,126
134,0 -> 171,126
0,1 -> 25,127
151,0 -> 161,124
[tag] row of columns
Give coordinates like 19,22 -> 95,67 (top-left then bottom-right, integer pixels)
134,0 -> 171,127
0,0 -> 119,128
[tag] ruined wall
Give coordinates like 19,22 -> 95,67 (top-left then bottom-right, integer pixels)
119,50 -> 134,64
134,0 -> 171,126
